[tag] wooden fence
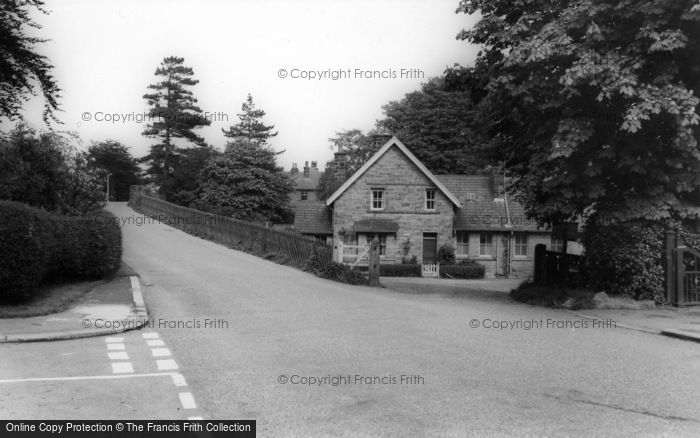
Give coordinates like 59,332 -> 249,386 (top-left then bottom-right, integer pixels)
533,244 -> 581,285
129,189 -> 332,271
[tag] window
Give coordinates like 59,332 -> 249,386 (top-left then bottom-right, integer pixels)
479,233 -> 492,257
365,234 -> 387,255
371,189 -> 384,210
300,191 -> 308,201
551,237 -> 564,253
425,189 -> 436,210
514,233 -> 528,257
456,231 -> 469,257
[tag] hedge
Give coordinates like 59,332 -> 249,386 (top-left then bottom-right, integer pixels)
439,264 -> 485,279
0,201 -> 122,302
380,264 -> 422,277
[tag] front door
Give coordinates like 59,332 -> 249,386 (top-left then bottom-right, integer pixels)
422,233 -> 437,264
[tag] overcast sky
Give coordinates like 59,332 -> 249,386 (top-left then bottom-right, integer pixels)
21,0 -> 479,170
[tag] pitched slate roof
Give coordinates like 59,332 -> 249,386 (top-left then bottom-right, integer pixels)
293,201 -> 332,235
325,137 -> 462,207
290,168 -> 322,191
435,175 -> 546,232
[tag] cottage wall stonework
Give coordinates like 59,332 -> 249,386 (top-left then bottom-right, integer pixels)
332,147 -> 454,263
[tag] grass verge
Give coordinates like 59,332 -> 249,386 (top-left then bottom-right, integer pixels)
0,261 -> 135,318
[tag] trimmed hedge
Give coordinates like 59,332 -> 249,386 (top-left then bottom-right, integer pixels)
439,264 -> 485,279
0,201 -> 122,302
380,264 -> 422,277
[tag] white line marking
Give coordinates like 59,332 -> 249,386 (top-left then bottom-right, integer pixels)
142,332 -> 159,339
171,373 -> 188,387
105,337 -> 124,343
106,343 -> 125,351
151,348 -> 171,357
178,392 -> 196,409
111,362 -> 134,374
146,339 -> 165,347
156,359 -> 179,371
130,276 -> 145,308
0,372 -> 179,384
187,416 -> 203,421
108,352 -> 129,360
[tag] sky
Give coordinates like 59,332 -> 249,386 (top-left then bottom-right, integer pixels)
19,0 -> 480,171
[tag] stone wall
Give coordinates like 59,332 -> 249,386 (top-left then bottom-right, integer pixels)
332,146 -> 454,264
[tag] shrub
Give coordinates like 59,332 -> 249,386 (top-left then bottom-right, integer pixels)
439,264 -> 485,279
314,261 -> 368,285
437,244 -> 456,264
580,219 -> 664,301
380,264 -> 422,277
0,201 -> 122,302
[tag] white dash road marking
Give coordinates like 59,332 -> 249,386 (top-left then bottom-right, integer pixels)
108,352 -> 129,360
111,362 -> 134,374
106,343 -> 125,351
178,392 -> 197,409
156,359 -> 179,371
151,348 -> 171,357
0,372 -> 180,384
171,373 -> 188,387
146,339 -> 165,347
104,337 -> 124,343
142,332 -> 160,339
187,416 -> 203,421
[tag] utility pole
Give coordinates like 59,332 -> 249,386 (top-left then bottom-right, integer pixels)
105,172 -> 111,203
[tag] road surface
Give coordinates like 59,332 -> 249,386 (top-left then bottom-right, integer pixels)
2,202 -> 700,437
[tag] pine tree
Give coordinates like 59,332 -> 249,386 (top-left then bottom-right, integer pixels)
142,56 -> 210,199
223,93 -> 277,147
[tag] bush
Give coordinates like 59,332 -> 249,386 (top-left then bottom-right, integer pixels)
580,219 -> 664,301
437,244 -> 456,264
314,261 -> 368,285
0,201 -> 122,302
439,264 -> 485,279
380,264 -> 422,277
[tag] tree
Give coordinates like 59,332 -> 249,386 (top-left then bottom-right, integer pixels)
0,125 -> 103,215
0,0 -> 60,123
316,129 -> 382,200
378,76 -> 490,174
169,145 -> 220,207
86,140 -> 141,201
142,56 -> 210,199
457,0 -> 700,226
196,140 -> 293,222
223,93 -> 278,147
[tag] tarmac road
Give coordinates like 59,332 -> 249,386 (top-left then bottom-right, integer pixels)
4,201 -> 698,438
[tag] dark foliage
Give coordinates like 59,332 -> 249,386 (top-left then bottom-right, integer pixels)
0,201 -> 122,302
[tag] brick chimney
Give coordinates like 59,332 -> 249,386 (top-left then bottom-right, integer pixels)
311,161 -> 318,170
303,161 -> 310,178
291,163 -> 299,174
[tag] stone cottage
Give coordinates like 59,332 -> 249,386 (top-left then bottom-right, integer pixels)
320,136 -> 562,278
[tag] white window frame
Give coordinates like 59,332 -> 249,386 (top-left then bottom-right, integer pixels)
365,233 -> 387,256
514,233 -> 528,257
425,189 -> 436,210
371,188 -> 385,210
455,231 -> 469,257
300,191 -> 308,201
479,233 -> 493,257
551,237 -> 564,253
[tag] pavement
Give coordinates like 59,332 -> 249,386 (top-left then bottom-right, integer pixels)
0,275 -> 148,343
573,306 -> 700,342
381,276 -> 700,343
